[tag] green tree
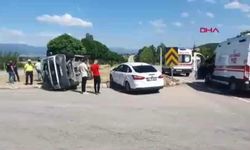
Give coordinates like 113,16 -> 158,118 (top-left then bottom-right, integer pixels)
134,45 -> 157,64
0,51 -> 19,70
47,34 -> 86,56
137,46 -> 156,64
85,33 -> 94,41
81,33 -> 125,63
198,43 -> 218,59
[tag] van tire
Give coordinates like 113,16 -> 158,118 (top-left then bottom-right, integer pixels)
228,80 -> 237,93
153,89 -> 160,93
205,73 -> 212,85
194,72 -> 198,80
110,75 -> 114,88
186,73 -> 190,77
71,85 -> 78,90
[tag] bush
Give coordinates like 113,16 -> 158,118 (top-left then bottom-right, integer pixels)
47,34 -> 86,56
135,45 -> 157,64
81,34 -> 125,64
0,52 -> 19,70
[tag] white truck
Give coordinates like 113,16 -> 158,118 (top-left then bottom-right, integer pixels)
162,48 -> 193,76
205,31 -> 250,91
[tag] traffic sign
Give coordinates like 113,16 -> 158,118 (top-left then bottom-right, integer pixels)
164,47 -> 179,67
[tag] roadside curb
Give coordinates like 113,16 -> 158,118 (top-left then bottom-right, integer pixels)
0,79 -> 187,90
165,82 -> 184,87
0,82 -> 110,90
164,75 -> 182,87
0,85 -> 42,90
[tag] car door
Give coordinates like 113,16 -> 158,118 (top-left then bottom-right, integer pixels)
112,65 -> 123,85
119,65 -> 132,86
116,65 -> 127,85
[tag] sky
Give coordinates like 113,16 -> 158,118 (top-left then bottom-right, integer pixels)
0,0 -> 250,49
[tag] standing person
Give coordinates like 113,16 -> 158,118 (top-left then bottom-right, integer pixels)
6,60 -> 15,84
91,59 -> 101,94
24,59 -> 34,85
35,59 -> 42,81
13,61 -> 20,82
79,58 -> 89,94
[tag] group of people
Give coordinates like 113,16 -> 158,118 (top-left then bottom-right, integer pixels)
6,59 -> 42,85
5,58 -> 101,94
79,58 -> 101,95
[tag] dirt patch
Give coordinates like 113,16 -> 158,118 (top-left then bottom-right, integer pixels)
164,75 -> 180,87
0,71 -> 42,89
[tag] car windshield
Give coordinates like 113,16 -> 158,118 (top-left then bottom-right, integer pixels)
132,65 -> 157,73
179,54 -> 191,63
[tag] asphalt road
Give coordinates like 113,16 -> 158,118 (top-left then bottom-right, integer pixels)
0,82 -> 250,150
128,55 -> 135,63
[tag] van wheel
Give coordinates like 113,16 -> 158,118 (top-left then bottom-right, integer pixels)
153,89 -> 160,93
186,73 -> 190,77
194,72 -> 198,80
125,81 -> 131,93
205,74 -> 212,85
71,85 -> 78,90
228,80 -> 237,93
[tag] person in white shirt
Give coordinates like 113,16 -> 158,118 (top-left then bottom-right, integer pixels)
35,60 -> 42,81
78,58 -> 89,94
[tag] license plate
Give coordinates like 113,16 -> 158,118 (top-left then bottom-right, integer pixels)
146,77 -> 157,81
176,69 -> 182,72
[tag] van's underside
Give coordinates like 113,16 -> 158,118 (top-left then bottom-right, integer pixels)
210,75 -> 250,91
162,67 -> 192,75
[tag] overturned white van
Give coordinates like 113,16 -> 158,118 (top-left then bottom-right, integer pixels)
42,54 -> 87,90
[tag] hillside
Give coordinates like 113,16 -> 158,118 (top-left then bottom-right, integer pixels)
109,47 -> 137,54
198,43 -> 218,58
198,43 -> 218,51
0,43 -> 46,56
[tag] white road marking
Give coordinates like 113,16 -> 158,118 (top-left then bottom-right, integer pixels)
232,97 -> 250,103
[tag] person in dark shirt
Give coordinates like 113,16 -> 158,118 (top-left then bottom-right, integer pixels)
90,60 -> 101,94
6,60 -> 15,83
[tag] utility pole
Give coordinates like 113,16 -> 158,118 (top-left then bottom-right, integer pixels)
160,47 -> 162,73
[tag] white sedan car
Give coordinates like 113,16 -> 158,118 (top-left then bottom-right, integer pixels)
110,62 -> 164,92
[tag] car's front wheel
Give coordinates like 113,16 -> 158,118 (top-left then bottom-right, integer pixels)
125,81 -> 131,93
110,75 -> 114,88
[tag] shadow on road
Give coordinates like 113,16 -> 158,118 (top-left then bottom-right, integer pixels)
110,83 -> 160,95
187,82 -> 250,99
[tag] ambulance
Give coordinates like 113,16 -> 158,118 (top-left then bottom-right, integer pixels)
205,31 -> 250,91
162,48 -> 193,76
